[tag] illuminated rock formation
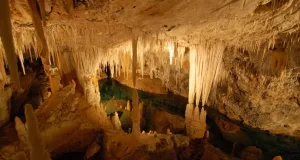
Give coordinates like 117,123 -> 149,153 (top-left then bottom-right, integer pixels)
48,67 -> 62,93
84,141 -> 101,160
0,0 -> 21,89
25,104 -> 51,160
131,89 -> 140,137
15,117 -> 29,156
185,104 -> 207,139
112,112 -> 122,131
0,0 -> 299,159
185,42 -> 224,139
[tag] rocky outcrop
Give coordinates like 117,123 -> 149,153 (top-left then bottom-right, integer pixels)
213,48 -> 300,137
215,118 -> 251,145
148,109 -> 185,134
105,133 -> 184,160
0,82 -> 107,159
240,146 -> 264,160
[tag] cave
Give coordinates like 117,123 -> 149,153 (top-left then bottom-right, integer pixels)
0,0 -> 300,160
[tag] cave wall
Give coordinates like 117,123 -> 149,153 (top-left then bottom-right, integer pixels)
0,0 -> 300,138
212,45 -> 300,137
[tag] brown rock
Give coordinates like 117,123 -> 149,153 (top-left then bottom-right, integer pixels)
240,146 -> 264,160
216,118 -> 251,145
149,109 -> 185,134
272,156 -> 283,160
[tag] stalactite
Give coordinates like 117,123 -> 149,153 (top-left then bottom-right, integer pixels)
72,48 -> 102,107
189,42 -> 225,106
132,33 -> 138,87
188,46 -> 196,104
26,0 -> 50,72
186,41 -> 224,139
0,0 -> 21,90
37,0 -> 46,25
168,41 -> 175,65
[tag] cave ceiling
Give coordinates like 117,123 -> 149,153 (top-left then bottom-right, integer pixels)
9,0 -> 300,48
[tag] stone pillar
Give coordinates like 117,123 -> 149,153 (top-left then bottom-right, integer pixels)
131,89 -> 140,137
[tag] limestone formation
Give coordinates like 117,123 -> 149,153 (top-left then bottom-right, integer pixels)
0,86 -> 13,127
0,0 -> 299,159
84,141 -> 101,160
112,112 -> 122,131
0,0 -> 21,89
24,104 -> 51,160
131,89 -> 140,137
185,104 -> 207,139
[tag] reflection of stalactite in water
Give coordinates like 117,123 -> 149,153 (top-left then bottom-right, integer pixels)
0,0 -> 21,89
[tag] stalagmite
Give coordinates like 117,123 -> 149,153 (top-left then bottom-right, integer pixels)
15,117 -> 30,157
126,100 -> 131,110
49,67 -> 62,93
112,112 -> 122,131
0,0 -> 21,89
72,50 -> 101,107
15,117 -> 28,142
24,104 -> 51,160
